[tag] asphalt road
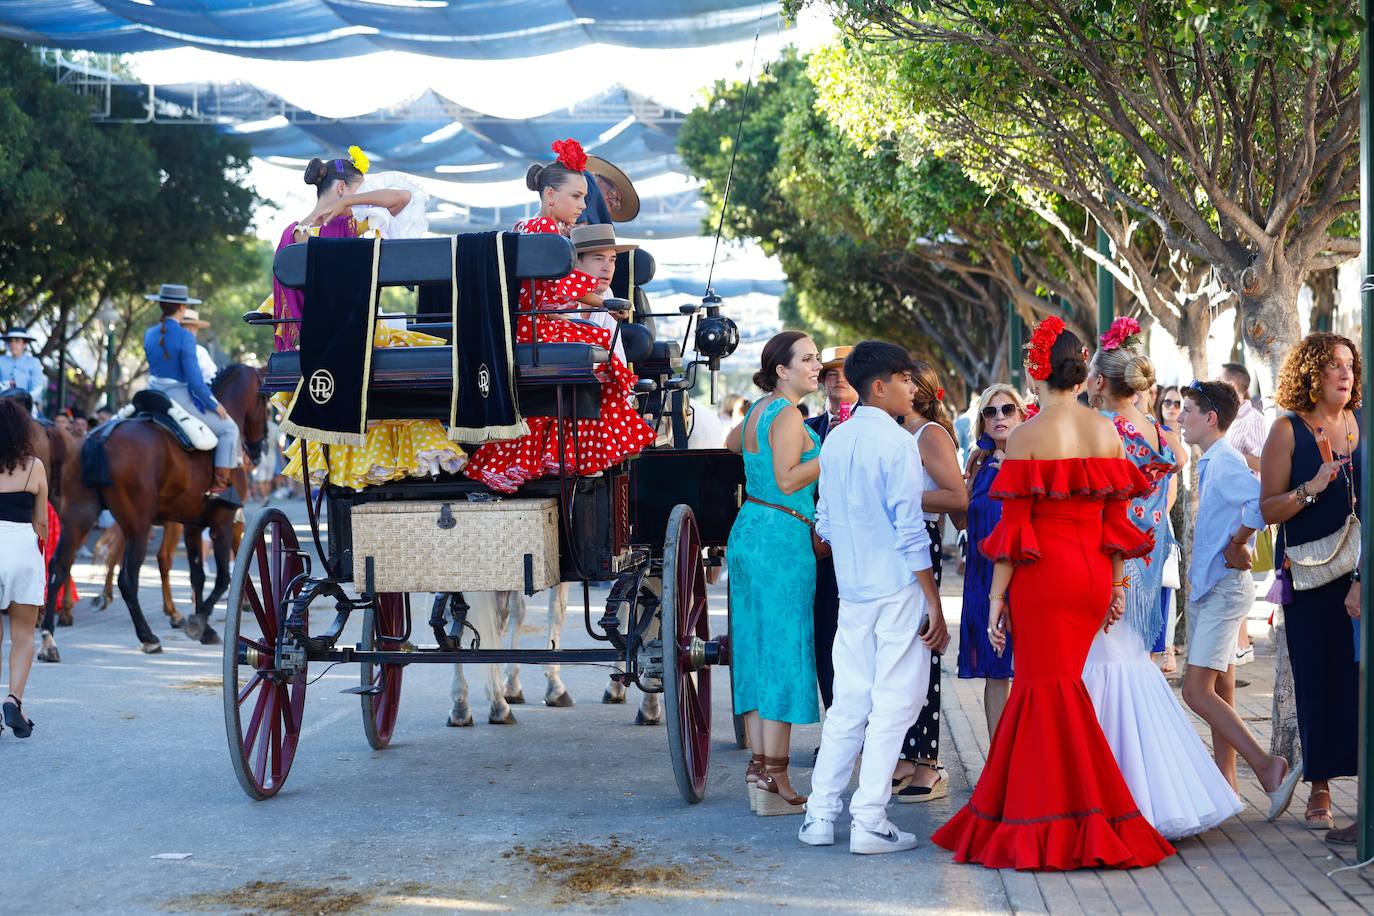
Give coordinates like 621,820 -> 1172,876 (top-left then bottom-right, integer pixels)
6,497 -> 1007,915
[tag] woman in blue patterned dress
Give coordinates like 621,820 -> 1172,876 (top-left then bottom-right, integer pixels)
956,383 -> 1026,740
725,330 -> 822,816
1082,325 -> 1242,839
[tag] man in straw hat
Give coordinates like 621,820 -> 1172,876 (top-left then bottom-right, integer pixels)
0,326 -> 45,415
584,155 -> 641,224
178,307 -> 219,383
569,223 -> 638,364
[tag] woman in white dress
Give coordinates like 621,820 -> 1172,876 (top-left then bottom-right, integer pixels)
0,398 -> 46,738
1082,321 -> 1242,839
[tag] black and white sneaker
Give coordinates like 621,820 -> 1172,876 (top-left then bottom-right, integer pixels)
850,820 -> 919,854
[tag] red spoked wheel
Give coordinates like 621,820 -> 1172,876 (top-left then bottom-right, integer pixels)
661,504 -> 711,804
360,592 -> 406,749
222,507 -> 307,800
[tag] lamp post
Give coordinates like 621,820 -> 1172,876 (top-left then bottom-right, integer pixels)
1357,0 -> 1373,860
1096,222 -> 1115,337
96,299 -> 118,411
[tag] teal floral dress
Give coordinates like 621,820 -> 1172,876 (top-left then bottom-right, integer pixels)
727,398 -> 822,725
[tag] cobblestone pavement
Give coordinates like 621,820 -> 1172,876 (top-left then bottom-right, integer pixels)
6,499 -> 1006,915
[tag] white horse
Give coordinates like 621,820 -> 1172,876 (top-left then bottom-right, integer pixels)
447,584 -> 662,727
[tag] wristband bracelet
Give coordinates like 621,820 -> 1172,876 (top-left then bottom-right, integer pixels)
1111,578 -> 1130,588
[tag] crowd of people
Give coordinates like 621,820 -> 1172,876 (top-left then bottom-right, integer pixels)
724,317 -> 1363,867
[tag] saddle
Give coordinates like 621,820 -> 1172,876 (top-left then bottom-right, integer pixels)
114,390 -> 217,451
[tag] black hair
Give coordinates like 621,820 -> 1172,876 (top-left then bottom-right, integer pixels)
1045,328 -> 1089,391
304,156 -> 364,199
1220,362 -> 1252,394
157,300 -> 181,359
0,398 -> 33,475
526,161 -> 584,196
753,331 -> 809,392
1185,380 -> 1241,431
844,340 -> 916,402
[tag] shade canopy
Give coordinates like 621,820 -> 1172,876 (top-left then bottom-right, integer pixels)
0,1 -> 779,60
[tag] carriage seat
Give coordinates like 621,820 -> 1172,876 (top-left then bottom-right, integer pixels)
113,390 -> 217,451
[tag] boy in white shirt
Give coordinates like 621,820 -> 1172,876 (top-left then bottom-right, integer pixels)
800,341 -> 949,854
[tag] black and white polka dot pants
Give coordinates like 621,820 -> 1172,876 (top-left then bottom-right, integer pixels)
901,520 -> 942,763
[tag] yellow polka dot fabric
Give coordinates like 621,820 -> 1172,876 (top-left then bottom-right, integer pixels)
281,324 -> 466,489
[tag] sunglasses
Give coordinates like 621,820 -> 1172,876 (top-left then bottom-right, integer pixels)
1160,398 -> 1181,409
1186,381 -> 1218,415
981,404 -> 1020,420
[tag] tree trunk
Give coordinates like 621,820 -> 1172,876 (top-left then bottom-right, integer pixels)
1173,302 -> 1216,380
1238,274 -> 1304,400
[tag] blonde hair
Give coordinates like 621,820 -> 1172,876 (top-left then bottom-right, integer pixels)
974,383 -> 1028,441
1090,345 -> 1156,397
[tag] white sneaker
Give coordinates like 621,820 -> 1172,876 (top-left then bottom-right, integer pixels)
1235,645 -> 1255,666
850,820 -> 919,855
798,814 -> 834,846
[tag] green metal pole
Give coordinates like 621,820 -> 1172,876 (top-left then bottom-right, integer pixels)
1008,298 -> 1024,389
1096,223 -> 1115,337
105,326 -> 117,411
1358,0 -> 1373,861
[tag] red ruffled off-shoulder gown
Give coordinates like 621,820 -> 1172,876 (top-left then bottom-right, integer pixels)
463,217 -> 655,493
931,457 -> 1175,871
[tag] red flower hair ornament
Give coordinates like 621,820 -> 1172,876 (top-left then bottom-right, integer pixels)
551,138 -> 588,172
1025,315 -> 1066,381
1100,316 -> 1143,351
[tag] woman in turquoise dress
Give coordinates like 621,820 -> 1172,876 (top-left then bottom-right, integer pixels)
725,330 -> 823,816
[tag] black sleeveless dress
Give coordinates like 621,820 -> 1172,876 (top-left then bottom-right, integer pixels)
1277,412 -> 1360,783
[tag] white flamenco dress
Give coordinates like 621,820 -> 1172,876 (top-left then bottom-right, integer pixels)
1083,624 -> 1243,839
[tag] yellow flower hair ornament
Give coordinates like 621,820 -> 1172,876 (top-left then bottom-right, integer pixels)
347,145 -> 370,174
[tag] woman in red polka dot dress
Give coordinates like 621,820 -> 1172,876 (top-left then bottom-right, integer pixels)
464,139 -> 655,493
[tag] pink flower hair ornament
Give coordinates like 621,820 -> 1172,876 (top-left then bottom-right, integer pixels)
1100,316 -> 1143,352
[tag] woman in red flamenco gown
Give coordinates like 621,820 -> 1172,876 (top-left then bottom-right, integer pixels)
463,139 -> 654,493
932,320 -> 1175,871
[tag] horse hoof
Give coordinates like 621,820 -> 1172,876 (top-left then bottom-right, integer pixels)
488,711 -> 518,725
198,626 -> 222,646
141,641 -> 163,655
37,646 -> 60,664
545,691 -> 574,708
602,689 -> 625,705
446,712 -> 474,728
57,615 -> 73,628
634,710 -> 661,727
91,597 -> 109,611
169,616 -> 185,630
182,618 -> 205,641
505,691 -> 525,705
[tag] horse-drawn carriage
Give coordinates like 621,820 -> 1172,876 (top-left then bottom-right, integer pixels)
225,232 -> 745,802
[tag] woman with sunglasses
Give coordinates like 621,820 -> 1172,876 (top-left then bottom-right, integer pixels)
957,384 -> 1027,738
1153,385 -> 1187,675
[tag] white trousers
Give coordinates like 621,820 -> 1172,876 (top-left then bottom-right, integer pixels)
807,580 -> 931,831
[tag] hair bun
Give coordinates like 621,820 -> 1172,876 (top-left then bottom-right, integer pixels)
303,157 -> 328,187
525,163 -> 545,192
1123,354 -> 1156,392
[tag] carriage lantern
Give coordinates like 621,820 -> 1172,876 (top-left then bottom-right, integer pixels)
693,290 -> 739,402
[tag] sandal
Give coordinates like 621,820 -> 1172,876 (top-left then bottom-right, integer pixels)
745,753 -> 766,812
1160,647 -> 1178,676
890,759 -> 918,792
1305,788 -> 1334,830
755,755 -> 806,817
894,762 -> 948,803
2,694 -> 32,739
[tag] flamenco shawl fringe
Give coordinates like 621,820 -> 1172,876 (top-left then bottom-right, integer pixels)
446,231 -> 528,445
281,236 -> 381,447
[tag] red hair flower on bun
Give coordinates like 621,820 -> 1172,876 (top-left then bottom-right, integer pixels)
1024,315 -> 1066,381
551,138 -> 587,172
935,387 -> 945,401
1100,316 -> 1143,351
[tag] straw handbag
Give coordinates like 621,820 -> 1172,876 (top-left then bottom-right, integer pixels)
1285,464 -> 1359,592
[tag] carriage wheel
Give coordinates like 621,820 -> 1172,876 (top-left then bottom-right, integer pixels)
360,593 -> 406,750
222,507 -> 306,800
661,504 -> 711,804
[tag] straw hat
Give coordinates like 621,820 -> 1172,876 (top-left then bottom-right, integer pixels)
179,308 -> 211,330
820,345 -> 853,371
584,155 -> 640,222
569,223 -> 638,255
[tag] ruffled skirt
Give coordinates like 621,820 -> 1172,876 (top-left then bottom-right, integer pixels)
1083,623 -> 1243,839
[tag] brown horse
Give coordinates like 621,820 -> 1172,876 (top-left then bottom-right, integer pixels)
44,364 -> 268,654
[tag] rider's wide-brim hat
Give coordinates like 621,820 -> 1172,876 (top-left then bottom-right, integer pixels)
584,155 -> 640,222
569,223 -> 638,255
2,326 -> 37,342
144,283 -> 202,305
820,345 -> 854,371
179,308 -> 211,329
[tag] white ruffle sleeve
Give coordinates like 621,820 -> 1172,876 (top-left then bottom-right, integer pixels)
353,171 -> 429,239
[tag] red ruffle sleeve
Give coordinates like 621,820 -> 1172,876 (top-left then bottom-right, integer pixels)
1101,495 -> 1155,559
979,496 -> 1039,564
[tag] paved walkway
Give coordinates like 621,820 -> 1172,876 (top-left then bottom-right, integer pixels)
936,573 -> 1374,914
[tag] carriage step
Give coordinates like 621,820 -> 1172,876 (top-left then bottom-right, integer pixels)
340,685 -> 384,696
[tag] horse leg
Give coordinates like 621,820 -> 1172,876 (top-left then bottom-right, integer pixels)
603,662 -> 628,704
468,591 -> 513,725
635,599 -> 662,726
39,506 -> 97,663
181,525 -> 208,641
447,661 -> 474,727
194,520 -> 231,644
159,522 -> 184,628
115,526 -> 161,653
543,582 -> 573,707
94,527 -> 122,611
499,590 -> 525,705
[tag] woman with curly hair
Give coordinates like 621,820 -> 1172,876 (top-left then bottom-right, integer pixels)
0,398 -> 47,737
1260,332 -> 1362,843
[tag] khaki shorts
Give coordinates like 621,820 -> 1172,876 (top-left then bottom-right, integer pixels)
1187,569 -> 1253,672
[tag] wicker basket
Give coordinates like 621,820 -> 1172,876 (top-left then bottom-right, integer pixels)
350,498 -> 560,594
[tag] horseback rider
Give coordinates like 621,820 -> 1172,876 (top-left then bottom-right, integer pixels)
179,307 -> 220,383
141,284 -> 239,497
0,327 -> 45,416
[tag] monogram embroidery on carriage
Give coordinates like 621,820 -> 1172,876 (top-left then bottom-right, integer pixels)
308,369 -> 335,405
477,363 -> 491,399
